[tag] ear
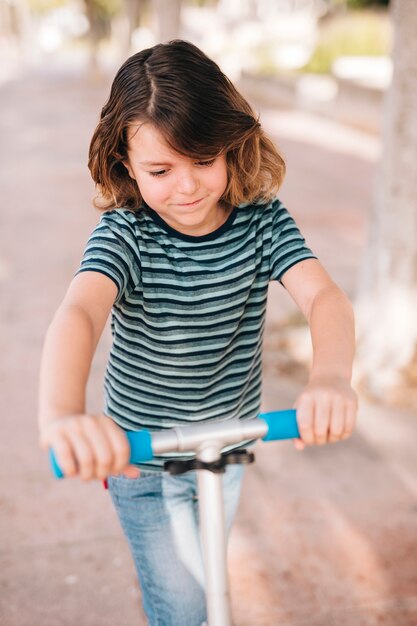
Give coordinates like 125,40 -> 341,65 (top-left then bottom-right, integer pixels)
122,160 -> 136,180
114,150 -> 136,181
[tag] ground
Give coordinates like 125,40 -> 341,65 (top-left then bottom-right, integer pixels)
0,59 -> 416,626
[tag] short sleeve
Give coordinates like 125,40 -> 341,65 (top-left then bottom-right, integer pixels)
75,211 -> 141,304
269,199 -> 316,282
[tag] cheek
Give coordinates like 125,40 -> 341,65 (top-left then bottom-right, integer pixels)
136,175 -> 170,203
212,163 -> 228,192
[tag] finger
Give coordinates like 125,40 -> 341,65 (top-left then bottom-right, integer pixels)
328,395 -> 345,443
313,394 -> 331,445
293,438 -> 306,451
80,416 -> 114,480
65,429 -> 95,481
50,435 -> 78,477
101,418 -> 131,475
296,396 -> 315,446
39,420 -> 66,450
341,400 -> 357,440
121,466 -> 141,478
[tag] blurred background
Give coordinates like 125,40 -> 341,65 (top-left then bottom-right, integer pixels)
1,0 -> 392,95
1,1 -> 417,625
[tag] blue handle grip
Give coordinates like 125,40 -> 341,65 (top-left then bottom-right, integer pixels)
49,410 -> 299,478
49,447 -> 64,479
126,430 -> 153,463
49,429 -> 154,479
259,409 -> 299,441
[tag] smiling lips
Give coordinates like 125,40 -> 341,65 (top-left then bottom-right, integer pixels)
176,197 -> 204,206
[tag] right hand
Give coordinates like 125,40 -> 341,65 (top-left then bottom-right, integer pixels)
39,414 -> 140,481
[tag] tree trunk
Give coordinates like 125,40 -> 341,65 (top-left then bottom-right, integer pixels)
153,0 -> 182,43
83,0 -> 102,72
112,0 -> 146,61
356,0 -> 417,401
3,0 -> 33,61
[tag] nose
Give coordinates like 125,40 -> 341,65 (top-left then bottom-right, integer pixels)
176,167 -> 199,196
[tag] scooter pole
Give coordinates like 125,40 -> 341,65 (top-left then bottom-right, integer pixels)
196,441 -> 233,626
48,410 -> 300,626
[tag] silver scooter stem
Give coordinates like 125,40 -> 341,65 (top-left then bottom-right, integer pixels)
196,441 -> 233,626
49,411 -> 300,625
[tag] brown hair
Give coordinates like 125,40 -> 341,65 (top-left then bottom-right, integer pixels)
88,39 -> 285,211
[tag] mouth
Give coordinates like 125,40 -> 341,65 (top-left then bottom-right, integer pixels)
176,197 -> 204,207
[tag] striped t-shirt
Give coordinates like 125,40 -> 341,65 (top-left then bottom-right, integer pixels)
76,196 -> 316,470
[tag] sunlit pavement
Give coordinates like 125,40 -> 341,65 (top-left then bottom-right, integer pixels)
0,59 -> 416,626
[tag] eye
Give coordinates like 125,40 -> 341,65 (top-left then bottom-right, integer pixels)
149,169 -> 168,177
148,158 -> 216,177
196,159 -> 215,167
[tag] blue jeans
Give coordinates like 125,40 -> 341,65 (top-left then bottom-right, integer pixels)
107,464 -> 245,626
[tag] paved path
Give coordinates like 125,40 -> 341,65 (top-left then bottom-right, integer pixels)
0,63 -> 416,626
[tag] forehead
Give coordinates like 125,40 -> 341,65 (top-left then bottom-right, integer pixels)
127,122 -> 182,163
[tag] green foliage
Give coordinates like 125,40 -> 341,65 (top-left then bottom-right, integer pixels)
347,0 -> 389,7
333,0 -> 389,6
28,0 -> 67,14
29,0 -> 121,17
89,0 -> 122,20
303,9 -> 391,74
186,0 -> 219,5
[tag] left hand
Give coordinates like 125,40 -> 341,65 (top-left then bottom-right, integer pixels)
293,375 -> 358,450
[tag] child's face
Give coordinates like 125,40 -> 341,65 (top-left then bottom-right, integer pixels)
124,123 -> 229,235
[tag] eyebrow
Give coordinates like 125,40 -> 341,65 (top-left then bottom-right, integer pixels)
138,156 -> 217,167
139,161 -> 173,166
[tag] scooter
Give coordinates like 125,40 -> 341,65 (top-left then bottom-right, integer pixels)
49,409 -> 300,626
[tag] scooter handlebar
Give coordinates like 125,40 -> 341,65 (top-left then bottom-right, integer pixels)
49,409 -> 299,479
48,430 -> 154,479
259,409 -> 299,441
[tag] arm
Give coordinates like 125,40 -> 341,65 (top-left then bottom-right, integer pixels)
38,272 -> 137,479
280,259 -> 358,449
38,279 -> 108,426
